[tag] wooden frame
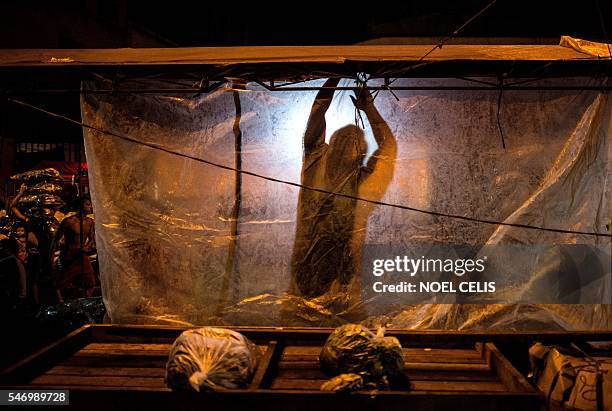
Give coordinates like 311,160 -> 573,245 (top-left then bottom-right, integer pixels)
5,324 -> 610,410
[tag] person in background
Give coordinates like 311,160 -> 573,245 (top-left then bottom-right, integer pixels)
12,222 -> 39,252
0,238 -> 27,312
291,79 -> 397,302
10,183 -> 30,223
50,195 -> 96,302
11,221 -> 40,304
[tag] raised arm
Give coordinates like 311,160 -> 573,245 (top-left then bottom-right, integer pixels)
10,184 -> 29,222
354,89 -> 397,176
303,77 -> 341,153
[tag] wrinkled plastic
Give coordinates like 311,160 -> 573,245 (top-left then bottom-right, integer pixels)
17,194 -> 65,209
34,297 -> 106,336
320,324 -> 405,389
560,36 -> 612,58
10,168 -> 61,183
165,327 -> 259,392
320,373 -> 364,392
80,77 -> 611,330
27,182 -> 64,195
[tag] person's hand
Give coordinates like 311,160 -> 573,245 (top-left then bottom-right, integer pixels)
18,183 -> 27,194
350,87 -> 373,111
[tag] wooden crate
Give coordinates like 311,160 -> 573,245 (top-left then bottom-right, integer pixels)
3,325 -> 610,410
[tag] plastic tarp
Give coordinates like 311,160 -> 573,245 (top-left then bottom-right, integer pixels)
81,77 -> 611,330
559,35 -> 612,58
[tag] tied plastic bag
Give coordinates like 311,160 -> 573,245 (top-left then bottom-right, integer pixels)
165,327 -> 260,392
319,324 -> 408,390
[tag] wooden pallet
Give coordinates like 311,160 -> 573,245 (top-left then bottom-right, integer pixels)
3,325 -> 610,410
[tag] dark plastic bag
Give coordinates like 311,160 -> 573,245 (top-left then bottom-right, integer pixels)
320,324 -> 408,389
166,327 -> 260,392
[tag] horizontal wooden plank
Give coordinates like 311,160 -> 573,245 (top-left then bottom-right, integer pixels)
76,349 -> 168,357
88,324 -> 612,347
60,356 -> 168,368
278,361 -> 321,370
14,384 -> 171,392
44,366 -> 166,378
83,343 -> 172,351
0,45 -> 595,68
30,374 -> 166,388
277,360 -> 491,372
283,346 -> 481,357
281,347 -> 485,364
276,369 -> 498,382
271,378 -> 508,392
404,362 -> 491,372
0,386 -> 540,411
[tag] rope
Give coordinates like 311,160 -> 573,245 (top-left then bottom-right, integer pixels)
6,96 -> 611,238
379,0 -> 499,94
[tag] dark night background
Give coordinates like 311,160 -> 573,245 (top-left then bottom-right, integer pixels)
0,0 -> 610,48
1,0 -> 611,193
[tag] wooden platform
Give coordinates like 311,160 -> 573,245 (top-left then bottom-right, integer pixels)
2,325 -> 611,410
1,44 -> 610,82
0,45 -> 597,67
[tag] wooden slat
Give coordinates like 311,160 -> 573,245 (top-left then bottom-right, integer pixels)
75,349 -> 168,357
44,366 -> 165,378
83,343 -> 172,351
60,356 -> 167,368
88,324 -> 612,347
277,369 -> 498,382
281,348 -> 484,364
271,378 -> 508,392
277,360 -> 492,372
485,343 -> 535,393
0,45 -> 596,68
30,374 -> 166,388
404,362 -> 491,372
249,341 -> 283,389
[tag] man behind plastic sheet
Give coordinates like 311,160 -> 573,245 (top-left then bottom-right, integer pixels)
290,78 -> 397,309
50,195 -> 97,302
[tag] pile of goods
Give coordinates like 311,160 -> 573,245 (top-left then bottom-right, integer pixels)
1,168 -> 65,239
165,327 -> 261,392
10,168 -> 65,216
529,342 -> 611,411
319,324 -> 409,391
10,168 -> 62,184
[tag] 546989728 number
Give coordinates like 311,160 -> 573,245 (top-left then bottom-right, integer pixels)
1,390 -> 69,405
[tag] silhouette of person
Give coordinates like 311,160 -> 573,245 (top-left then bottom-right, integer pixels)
291,78 -> 397,299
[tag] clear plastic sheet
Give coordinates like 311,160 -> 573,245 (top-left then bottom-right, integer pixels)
559,35 -> 612,58
81,78 -> 611,330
